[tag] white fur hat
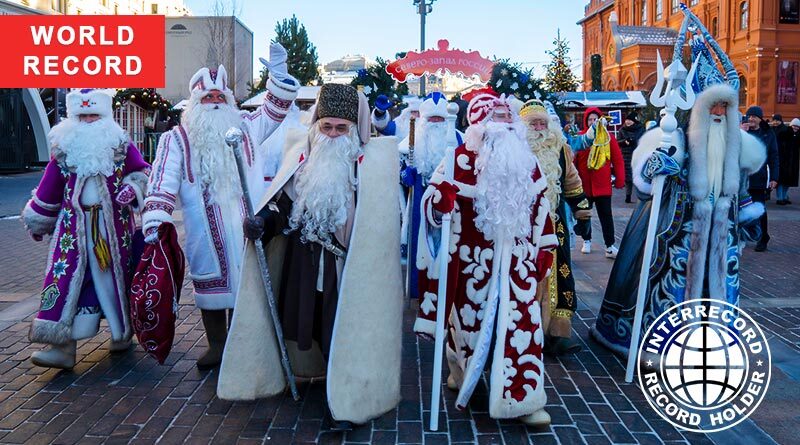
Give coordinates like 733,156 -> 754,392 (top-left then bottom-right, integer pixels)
419,92 -> 448,120
189,64 -> 231,95
66,89 -> 114,119
403,96 -> 422,112
791,118 -> 800,127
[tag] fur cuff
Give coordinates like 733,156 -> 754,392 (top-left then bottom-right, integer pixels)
740,130 -> 767,175
29,317 -> 71,345
266,77 -> 299,102
122,171 -> 149,211
141,203 -> 173,233
738,201 -> 764,224
372,109 -> 391,131
22,200 -> 58,236
413,317 -> 436,337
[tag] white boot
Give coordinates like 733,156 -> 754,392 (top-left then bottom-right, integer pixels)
519,409 -> 551,427
110,338 -> 132,353
581,240 -> 591,254
605,245 -> 618,259
31,341 -> 77,369
446,374 -> 459,390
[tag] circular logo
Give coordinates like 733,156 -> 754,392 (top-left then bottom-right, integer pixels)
637,299 -> 771,433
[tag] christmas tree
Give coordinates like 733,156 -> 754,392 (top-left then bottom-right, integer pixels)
544,30 -> 579,93
250,15 -> 319,94
350,57 -> 409,108
488,60 -> 550,103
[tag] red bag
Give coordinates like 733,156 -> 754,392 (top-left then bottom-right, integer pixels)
130,224 -> 185,364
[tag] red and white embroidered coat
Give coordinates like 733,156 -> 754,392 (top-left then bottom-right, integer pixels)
414,143 -> 557,419
142,81 -> 297,309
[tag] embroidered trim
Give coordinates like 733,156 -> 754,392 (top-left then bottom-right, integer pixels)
193,192 -> 230,293
150,191 -> 177,204
143,200 -> 175,215
564,186 -> 584,198
176,126 -> 194,183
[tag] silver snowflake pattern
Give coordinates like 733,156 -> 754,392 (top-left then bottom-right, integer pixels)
501,68 -> 508,76
53,259 -> 68,279
60,208 -> 73,228
121,231 -> 131,249
59,233 -> 76,253
510,82 -> 519,91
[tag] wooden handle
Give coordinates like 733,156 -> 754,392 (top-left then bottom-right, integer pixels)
409,117 -> 416,149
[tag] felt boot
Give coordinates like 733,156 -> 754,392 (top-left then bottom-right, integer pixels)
31,341 -> 77,369
519,409 -> 551,427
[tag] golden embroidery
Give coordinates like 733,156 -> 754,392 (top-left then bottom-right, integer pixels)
552,309 -> 574,319
556,221 -> 565,234
559,263 -> 571,279
563,290 -> 574,307
564,186 -> 584,198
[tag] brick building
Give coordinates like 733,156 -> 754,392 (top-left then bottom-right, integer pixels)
578,0 -> 800,115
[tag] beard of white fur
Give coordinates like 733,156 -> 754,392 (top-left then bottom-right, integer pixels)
288,125 -> 361,246
182,99 -> 243,204
706,116 -> 727,199
527,128 -> 563,210
49,117 -> 127,178
395,110 -> 411,137
415,121 -> 448,179
474,121 -> 538,243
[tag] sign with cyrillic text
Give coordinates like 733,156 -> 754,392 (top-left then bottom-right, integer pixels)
1,15 -> 164,88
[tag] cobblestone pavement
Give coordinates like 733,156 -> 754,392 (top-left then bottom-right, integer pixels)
0,173 -> 797,444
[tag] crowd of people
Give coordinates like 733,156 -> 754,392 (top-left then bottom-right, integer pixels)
17,29 -> 797,432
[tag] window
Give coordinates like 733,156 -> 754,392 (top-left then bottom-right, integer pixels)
641,0 -> 648,25
740,2 -> 749,30
712,17 -> 718,36
151,4 -> 158,14
656,0 -> 663,21
691,0 -> 699,5
671,0 -> 680,14
739,75 -> 748,105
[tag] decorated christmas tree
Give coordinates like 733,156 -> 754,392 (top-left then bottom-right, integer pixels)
544,30 -> 579,93
488,60 -> 549,103
350,57 -> 409,108
113,88 -> 173,112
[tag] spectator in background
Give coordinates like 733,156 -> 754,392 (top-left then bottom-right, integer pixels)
777,118 -> 800,205
744,106 -> 780,251
770,114 -> 790,141
572,107 -> 626,258
618,111 -> 645,203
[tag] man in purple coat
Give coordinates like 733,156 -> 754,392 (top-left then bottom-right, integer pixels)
22,88 -> 150,369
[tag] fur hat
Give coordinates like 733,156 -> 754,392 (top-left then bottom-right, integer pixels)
419,92 -> 448,120
189,65 -> 231,95
66,89 -> 114,119
316,83 -> 359,123
403,96 -> 422,112
313,83 -> 371,145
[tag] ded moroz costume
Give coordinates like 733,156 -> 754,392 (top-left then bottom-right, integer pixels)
218,83 -> 403,429
414,89 -> 558,426
22,88 -> 150,369
590,12 -> 767,355
142,43 -> 300,369
519,100 -> 592,355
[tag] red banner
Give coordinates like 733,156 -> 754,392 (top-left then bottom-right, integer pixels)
0,15 -> 165,88
386,39 -> 495,83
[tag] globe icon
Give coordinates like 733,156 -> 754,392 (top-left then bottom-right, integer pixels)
661,322 -> 748,410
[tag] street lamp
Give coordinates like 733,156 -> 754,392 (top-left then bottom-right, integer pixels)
413,0 -> 437,96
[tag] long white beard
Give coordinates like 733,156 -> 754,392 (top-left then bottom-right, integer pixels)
395,110 -> 411,138
707,115 -> 727,198
288,126 -> 361,246
414,121 -> 448,179
182,101 -> 243,204
49,118 -> 127,178
474,121 -> 539,242
527,128 -> 563,210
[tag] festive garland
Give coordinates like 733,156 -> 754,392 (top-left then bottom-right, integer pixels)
113,88 -> 173,112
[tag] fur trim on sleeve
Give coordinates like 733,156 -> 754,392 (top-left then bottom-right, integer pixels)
630,128 -> 685,195
739,130 -> 767,175
738,201 -> 764,224
371,109 -> 391,131
122,171 -> 149,211
22,199 -> 58,235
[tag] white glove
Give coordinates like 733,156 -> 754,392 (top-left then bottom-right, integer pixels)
259,42 -> 289,83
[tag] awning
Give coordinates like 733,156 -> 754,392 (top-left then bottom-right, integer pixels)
556,91 -> 647,109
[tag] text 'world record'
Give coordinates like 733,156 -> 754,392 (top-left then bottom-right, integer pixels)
0,15 -> 164,88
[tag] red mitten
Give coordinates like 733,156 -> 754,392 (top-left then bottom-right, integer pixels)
432,181 -> 460,214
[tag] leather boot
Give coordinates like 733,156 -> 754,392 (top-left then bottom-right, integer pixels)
110,338 -> 132,353
197,309 -> 228,369
31,341 -> 77,369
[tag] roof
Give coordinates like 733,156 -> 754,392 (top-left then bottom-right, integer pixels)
556,91 -> 647,109
615,25 -> 678,48
240,86 -> 322,109
576,0 -> 615,25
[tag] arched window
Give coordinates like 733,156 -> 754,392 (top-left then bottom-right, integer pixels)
712,17 -> 718,37
656,0 -> 663,21
739,75 -> 748,106
671,0 -> 680,14
740,2 -> 748,30
641,0 -> 648,25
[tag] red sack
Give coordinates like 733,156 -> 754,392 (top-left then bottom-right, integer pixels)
130,224 -> 185,364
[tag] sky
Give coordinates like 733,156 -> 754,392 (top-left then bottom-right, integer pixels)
184,0 -> 588,79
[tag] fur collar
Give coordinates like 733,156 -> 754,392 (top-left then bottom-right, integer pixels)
53,141 -> 129,171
